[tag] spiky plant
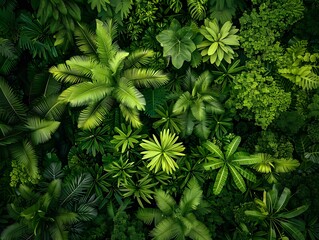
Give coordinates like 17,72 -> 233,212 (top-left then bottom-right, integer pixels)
197,18 -> 239,66
140,129 -> 185,174
50,19 -> 169,129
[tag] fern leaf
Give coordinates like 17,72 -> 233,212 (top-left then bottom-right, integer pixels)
26,117 -> 60,145
137,208 -> 163,225
77,97 -> 113,129
49,63 -> 92,84
110,0 -> 133,20
58,82 -> 113,107
88,0 -> 109,12
119,104 -> 142,128
60,173 -> 93,206
114,78 -> 145,110
154,190 -> 176,215
124,49 -> 155,69
65,56 -> 97,80
0,38 -> 17,59
0,77 -> 26,123
151,218 -> 183,240
75,23 -> 97,57
188,0 -> 206,20
187,219 -> 212,240
142,87 -> 168,117
123,68 -> 169,88
10,141 -> 39,179
0,223 -> 32,240
32,94 -> 66,120
179,178 -> 202,214
0,57 -> 18,75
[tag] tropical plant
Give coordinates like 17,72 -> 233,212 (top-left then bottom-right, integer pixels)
110,123 -> 147,154
173,70 -> 224,139
140,129 -> 185,174
203,136 -> 261,195
152,104 -> 182,134
137,177 -> 212,240
1,162 -> 98,240
245,185 -> 309,240
252,153 -> 300,183
187,0 -> 207,20
197,18 -> 239,66
156,19 -> 200,69
208,0 -> 240,23
50,19 -> 169,129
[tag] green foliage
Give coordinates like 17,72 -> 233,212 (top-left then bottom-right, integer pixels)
245,185 -> 309,240
153,104 -> 182,134
208,0 -> 240,23
156,19 -> 197,69
50,19 -> 169,129
111,124 -> 146,154
140,129 -> 185,174
239,0 -> 304,59
187,0 -> 207,20
198,18 -> 239,66
229,65 -> 291,129
278,40 -> 319,90
137,178 -> 212,240
203,136 -> 260,195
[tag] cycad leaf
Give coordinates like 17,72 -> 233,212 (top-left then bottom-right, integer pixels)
114,78 -> 145,110
225,136 -> 241,159
26,117 -> 60,144
60,173 -> 93,206
77,97 -> 113,129
136,208 -> 163,225
154,190 -> 176,215
75,22 -> 97,57
213,165 -> 228,195
123,68 -> 169,88
58,82 -> 112,107
179,178 -> 202,214
229,164 -> 246,193
0,77 -> 26,122
11,141 -> 38,179
203,141 -> 224,159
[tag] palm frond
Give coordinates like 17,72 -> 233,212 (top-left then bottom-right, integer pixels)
10,141 -> 39,179
43,162 -> 64,180
123,68 -> 169,88
77,97 -> 113,129
0,223 -> 32,240
137,208 -> 163,225
179,178 -> 203,214
58,82 -> 112,107
109,51 -> 129,74
154,190 -> 176,215
124,49 -> 155,69
60,173 -> 93,206
119,104 -> 143,128
25,117 -> 60,145
151,218 -> 183,240
32,94 -> 66,120
0,77 -> 27,123
75,22 -> 97,57
65,56 -> 97,79
95,19 -> 117,65
49,63 -> 92,84
114,78 -> 145,110
187,219 -> 212,240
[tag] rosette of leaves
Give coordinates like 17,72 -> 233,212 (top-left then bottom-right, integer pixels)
140,129 -> 185,174
156,19 -> 202,69
203,136 -> 261,195
197,18 -> 239,66
245,185 -> 309,240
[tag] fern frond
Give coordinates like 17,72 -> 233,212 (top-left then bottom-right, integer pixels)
136,208 -> 163,225
0,77 -> 27,123
123,68 -> 169,88
124,49 -> 155,69
95,19 -> 117,65
65,56 -> 97,80
119,104 -> 142,128
187,219 -> 212,240
0,38 -> 17,59
58,82 -> 113,107
77,97 -> 113,129
188,0 -> 206,20
49,63 -> 92,84
151,218 -> 183,239
10,141 -> 39,179
179,178 -> 202,214
0,57 -> 18,75
154,190 -> 176,215
0,223 -> 32,240
75,22 -> 97,57
25,117 -> 60,145
60,173 -> 93,206
114,78 -> 145,110
32,94 -> 66,120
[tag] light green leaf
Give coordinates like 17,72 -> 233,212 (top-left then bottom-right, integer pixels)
213,165 -> 228,195
225,136 -> 241,159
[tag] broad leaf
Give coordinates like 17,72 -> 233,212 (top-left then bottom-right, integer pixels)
277,205 -> 309,219
280,220 -> 306,240
203,141 -> 224,159
225,136 -> 241,159
228,164 -> 246,193
156,19 -> 196,69
213,165 -> 228,195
